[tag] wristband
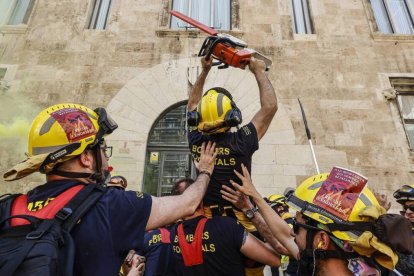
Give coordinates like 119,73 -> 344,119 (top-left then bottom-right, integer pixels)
199,170 -> 211,178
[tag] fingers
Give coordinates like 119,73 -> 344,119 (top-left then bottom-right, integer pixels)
220,185 -> 239,203
200,142 -> 206,154
221,194 -> 235,204
241,163 -> 251,178
138,263 -> 145,271
233,169 -> 244,180
125,249 -> 136,264
201,141 -> 217,156
230,179 -> 243,191
206,141 -> 217,157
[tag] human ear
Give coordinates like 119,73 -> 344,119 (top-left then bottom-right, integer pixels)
313,231 -> 330,250
78,150 -> 94,168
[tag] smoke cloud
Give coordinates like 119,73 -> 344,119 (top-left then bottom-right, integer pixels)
0,76 -> 43,194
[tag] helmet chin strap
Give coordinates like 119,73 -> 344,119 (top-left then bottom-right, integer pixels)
297,227 -> 360,276
51,144 -> 109,184
89,144 -> 107,183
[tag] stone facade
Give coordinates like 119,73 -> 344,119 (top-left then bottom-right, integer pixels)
1,0 -> 414,211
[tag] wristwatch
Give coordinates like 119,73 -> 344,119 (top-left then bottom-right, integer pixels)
245,207 -> 259,219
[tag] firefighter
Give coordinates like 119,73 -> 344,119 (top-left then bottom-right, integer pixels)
393,184 -> 414,275
232,164 -> 409,276
187,56 -> 277,275
137,179 -> 196,276
169,179 -> 280,276
2,103 -> 217,275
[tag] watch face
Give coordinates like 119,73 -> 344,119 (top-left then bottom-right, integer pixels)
246,209 -> 254,219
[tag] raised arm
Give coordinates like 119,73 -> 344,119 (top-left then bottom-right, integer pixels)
220,185 -> 289,255
146,142 -> 216,230
249,58 -> 278,140
187,57 -> 213,111
240,232 -> 281,267
232,164 -> 300,260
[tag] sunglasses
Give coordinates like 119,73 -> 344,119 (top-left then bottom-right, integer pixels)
400,205 -> 414,215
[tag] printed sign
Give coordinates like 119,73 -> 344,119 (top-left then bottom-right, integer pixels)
313,167 -> 367,220
150,152 -> 159,164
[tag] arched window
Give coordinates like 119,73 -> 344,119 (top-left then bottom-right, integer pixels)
143,102 -> 195,196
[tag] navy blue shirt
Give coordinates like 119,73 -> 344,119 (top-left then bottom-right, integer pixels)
188,123 -> 259,206
25,180 -> 152,276
170,216 -> 246,276
139,226 -> 178,276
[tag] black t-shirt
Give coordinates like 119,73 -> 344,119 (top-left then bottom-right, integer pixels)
139,226 -> 178,276
170,216 -> 246,276
23,180 -> 152,276
188,123 -> 259,206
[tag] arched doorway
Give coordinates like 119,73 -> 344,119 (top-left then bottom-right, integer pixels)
106,57 -> 301,194
142,102 -> 195,196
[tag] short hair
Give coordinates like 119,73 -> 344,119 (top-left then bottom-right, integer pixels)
171,178 -> 195,196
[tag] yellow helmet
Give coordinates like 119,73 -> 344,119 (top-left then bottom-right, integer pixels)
267,194 -> 286,207
29,103 -> 99,159
286,172 -> 380,242
4,103 -> 117,181
196,88 -> 242,134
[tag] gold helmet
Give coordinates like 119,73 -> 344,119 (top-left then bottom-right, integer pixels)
4,103 -> 117,181
194,87 -> 242,134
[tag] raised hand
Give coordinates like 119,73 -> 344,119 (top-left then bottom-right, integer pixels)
248,57 -> 266,75
373,190 -> 391,211
230,163 -> 261,200
194,141 -> 217,175
201,56 -> 213,71
220,184 -> 253,212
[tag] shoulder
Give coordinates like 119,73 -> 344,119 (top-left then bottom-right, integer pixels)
187,127 -> 202,142
100,189 -> 152,211
210,216 -> 242,229
237,123 -> 257,137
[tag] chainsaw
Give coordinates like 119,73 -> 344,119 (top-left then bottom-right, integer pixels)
170,10 -> 272,71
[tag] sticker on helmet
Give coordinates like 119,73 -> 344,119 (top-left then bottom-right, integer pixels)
51,108 -> 97,142
313,167 -> 367,220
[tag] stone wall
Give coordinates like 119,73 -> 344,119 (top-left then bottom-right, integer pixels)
1,0 -> 414,211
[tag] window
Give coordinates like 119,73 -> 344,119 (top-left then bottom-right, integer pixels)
370,0 -> 414,34
0,0 -> 35,25
170,0 -> 231,30
392,78 -> 414,148
143,103 -> 195,196
290,0 -> 313,34
88,0 -> 112,30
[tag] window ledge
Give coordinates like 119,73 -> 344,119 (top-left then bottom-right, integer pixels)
0,24 -> 28,34
156,28 -> 244,39
372,32 -> 414,42
293,33 -> 317,41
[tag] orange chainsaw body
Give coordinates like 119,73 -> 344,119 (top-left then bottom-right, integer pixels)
211,44 -> 253,69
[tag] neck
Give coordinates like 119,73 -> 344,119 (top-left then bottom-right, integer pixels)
47,174 -> 91,184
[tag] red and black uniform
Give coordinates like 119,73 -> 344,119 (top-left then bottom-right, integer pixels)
170,216 -> 247,276
0,179 -> 152,276
188,123 -> 258,207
